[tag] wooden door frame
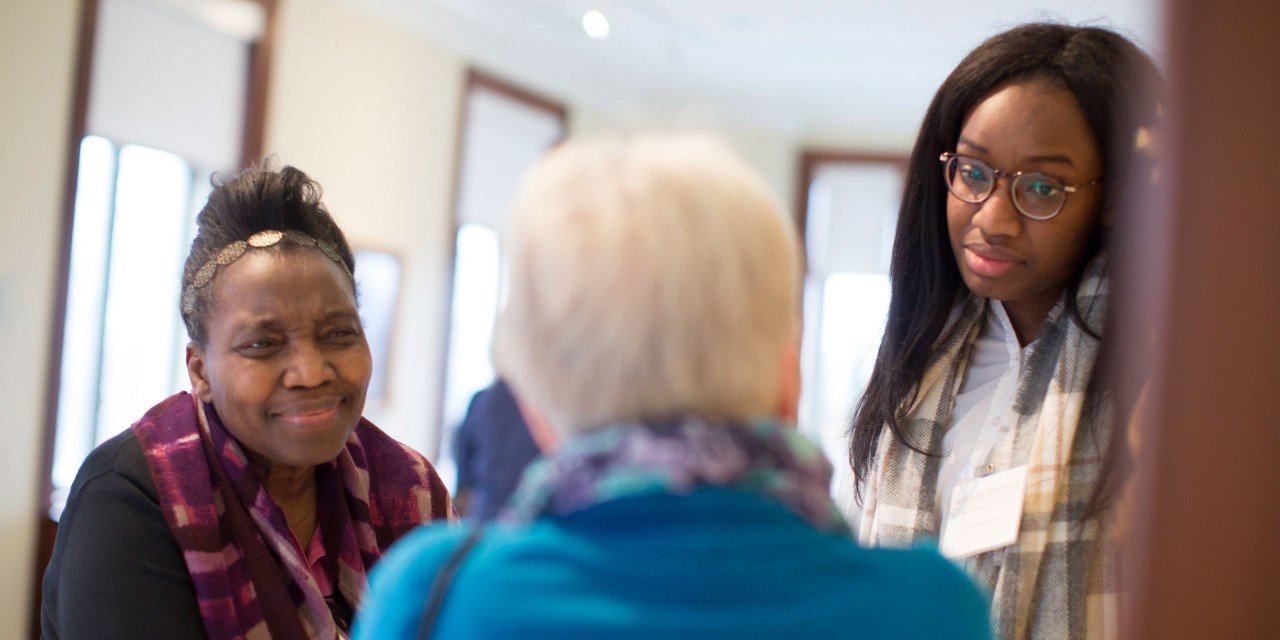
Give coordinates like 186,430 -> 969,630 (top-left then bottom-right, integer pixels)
433,69 -> 567,459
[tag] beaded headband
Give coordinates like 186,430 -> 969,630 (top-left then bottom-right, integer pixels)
180,229 -> 352,316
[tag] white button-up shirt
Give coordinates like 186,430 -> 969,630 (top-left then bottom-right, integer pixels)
936,301 -> 1037,524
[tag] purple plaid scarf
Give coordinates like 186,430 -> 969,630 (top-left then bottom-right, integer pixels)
132,392 -> 454,640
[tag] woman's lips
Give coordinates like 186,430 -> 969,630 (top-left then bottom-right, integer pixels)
963,247 -> 1021,278
274,400 -> 342,429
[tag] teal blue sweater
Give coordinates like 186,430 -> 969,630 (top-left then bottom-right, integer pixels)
354,487 -> 991,639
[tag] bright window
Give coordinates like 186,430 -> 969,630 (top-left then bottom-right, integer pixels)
438,222 -> 504,487
50,137 -> 200,517
796,158 -> 903,518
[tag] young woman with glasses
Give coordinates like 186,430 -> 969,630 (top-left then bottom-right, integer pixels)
848,23 -> 1160,640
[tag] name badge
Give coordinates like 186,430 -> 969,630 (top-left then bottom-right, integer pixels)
939,465 -> 1027,559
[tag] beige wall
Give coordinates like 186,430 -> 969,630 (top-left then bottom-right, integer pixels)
0,0 -> 80,637
265,0 -> 466,456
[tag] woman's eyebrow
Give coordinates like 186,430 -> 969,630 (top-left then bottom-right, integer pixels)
320,308 -> 361,323
1023,153 -> 1078,168
956,137 -> 1078,168
233,316 -> 284,333
956,137 -> 989,154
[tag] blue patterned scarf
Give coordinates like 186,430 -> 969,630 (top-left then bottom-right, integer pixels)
501,417 -> 848,533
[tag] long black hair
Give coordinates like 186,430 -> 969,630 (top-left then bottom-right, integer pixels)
848,23 -> 1161,500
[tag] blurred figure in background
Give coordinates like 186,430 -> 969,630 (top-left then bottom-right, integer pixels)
451,377 -> 540,521
354,133 -> 992,640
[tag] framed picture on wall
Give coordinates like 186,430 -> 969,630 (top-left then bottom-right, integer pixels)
353,248 -> 402,406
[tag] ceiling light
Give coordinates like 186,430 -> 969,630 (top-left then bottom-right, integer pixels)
582,10 -> 610,39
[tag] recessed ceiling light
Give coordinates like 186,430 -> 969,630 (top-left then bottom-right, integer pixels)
582,10 -> 610,39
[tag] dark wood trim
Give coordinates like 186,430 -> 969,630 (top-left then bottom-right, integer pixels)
466,68 -> 568,124
33,0 -> 99,633
798,149 -> 909,167
794,150 -> 907,273
431,72 -> 471,459
40,0 -> 98,527
434,68 -> 568,457
30,519 -> 58,640
240,0 -> 277,169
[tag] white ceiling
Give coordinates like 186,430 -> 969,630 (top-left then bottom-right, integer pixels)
335,0 -> 1164,145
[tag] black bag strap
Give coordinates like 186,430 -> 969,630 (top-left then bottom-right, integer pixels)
415,526 -> 485,640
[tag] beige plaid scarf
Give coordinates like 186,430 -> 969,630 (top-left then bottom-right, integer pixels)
857,255 -> 1117,640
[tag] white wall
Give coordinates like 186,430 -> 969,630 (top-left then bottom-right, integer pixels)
0,1 -> 80,637
266,0 -> 466,456
569,106 -> 801,220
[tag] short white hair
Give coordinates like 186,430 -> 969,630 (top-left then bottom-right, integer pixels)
493,133 -> 801,436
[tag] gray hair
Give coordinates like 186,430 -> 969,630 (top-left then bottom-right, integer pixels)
493,133 -> 801,436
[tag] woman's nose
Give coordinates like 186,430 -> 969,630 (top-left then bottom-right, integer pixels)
970,180 -> 1023,238
282,342 -> 334,388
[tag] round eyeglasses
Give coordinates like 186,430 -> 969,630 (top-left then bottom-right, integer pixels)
939,152 -> 1102,221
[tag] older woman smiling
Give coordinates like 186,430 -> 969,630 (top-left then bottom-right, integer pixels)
42,165 -> 454,640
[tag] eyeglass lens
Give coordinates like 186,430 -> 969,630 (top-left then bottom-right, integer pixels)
945,156 -> 1065,219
